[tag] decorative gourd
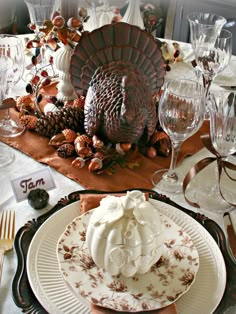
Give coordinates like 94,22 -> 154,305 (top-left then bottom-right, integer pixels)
86,190 -> 163,277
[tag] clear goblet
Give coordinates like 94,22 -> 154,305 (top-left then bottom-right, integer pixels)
24,0 -> 59,31
195,90 -> 236,213
0,57 -> 15,167
24,0 -> 59,66
187,12 -> 226,51
0,34 -> 25,137
187,12 -> 226,82
194,28 -> 232,96
151,79 -> 205,194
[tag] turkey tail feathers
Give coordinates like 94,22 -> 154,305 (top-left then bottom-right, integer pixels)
70,22 -> 165,96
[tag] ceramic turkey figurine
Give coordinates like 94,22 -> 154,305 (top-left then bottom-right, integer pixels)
70,22 -> 166,144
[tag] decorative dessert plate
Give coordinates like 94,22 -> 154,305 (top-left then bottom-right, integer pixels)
26,199 -> 226,314
57,210 -> 199,312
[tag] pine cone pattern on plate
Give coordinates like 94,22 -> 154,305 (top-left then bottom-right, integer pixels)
70,22 -> 166,144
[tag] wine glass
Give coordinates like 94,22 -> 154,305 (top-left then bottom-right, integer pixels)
194,28 -> 232,96
0,56 -> 15,167
151,79 -> 205,194
187,12 -> 226,51
0,34 -> 25,137
187,12 -> 226,83
24,0 -> 59,66
194,90 -> 236,213
24,0 -> 59,31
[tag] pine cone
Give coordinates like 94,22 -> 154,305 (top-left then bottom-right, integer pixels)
57,143 -> 75,158
21,107 -> 85,137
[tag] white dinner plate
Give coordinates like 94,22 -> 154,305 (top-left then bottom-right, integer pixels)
57,210 -> 199,312
27,199 -> 226,314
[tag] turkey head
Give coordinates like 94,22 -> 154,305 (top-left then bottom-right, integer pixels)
70,22 -> 166,144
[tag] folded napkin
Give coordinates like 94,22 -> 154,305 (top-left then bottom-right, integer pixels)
80,193 -> 178,314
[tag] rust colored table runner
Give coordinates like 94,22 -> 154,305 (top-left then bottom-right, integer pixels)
0,108 -> 209,191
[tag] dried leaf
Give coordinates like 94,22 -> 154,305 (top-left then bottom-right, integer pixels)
63,244 -> 70,252
57,26 -> 69,45
126,161 -> 140,169
39,20 -> 54,37
64,253 -> 72,260
46,38 -> 58,50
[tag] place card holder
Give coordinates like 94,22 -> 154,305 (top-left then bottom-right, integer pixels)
10,167 -> 56,202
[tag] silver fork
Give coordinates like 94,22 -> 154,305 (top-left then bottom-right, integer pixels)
0,210 -> 15,284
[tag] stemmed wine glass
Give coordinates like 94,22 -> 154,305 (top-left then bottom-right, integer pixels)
24,0 -> 59,66
0,57 -> 15,167
0,34 -> 25,137
151,79 -> 205,193
24,0 -> 59,31
194,28 -> 232,97
187,12 -> 226,52
187,12 -> 226,82
194,90 -> 236,213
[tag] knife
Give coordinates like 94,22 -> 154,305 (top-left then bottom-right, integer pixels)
223,212 -> 236,257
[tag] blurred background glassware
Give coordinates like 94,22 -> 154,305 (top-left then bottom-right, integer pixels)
82,0 -> 126,32
24,0 -> 59,30
0,57 -> 15,167
151,79 -> 205,194
122,0 -> 144,29
24,0 -> 60,66
194,90 -> 236,213
0,34 -> 25,137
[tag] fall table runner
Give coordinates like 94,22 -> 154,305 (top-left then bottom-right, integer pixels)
0,107 -> 210,191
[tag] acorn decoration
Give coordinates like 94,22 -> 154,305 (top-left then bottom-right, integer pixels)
16,95 -> 35,114
72,157 -> 85,168
49,129 -> 77,147
150,130 -> 171,157
88,157 -> 103,172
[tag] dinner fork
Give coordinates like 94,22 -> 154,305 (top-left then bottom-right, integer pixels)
0,210 -> 15,284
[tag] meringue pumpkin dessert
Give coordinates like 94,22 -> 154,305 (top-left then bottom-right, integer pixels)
86,190 -> 164,277
57,190 -> 199,311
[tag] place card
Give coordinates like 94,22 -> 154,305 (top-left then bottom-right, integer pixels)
10,167 -> 56,202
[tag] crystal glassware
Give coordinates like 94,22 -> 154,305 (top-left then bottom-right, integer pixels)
194,90 -> 236,213
0,57 -> 15,167
151,79 -> 205,194
24,0 -> 59,30
24,0 -> 59,66
187,12 -> 226,83
0,35 -> 25,137
187,12 -> 226,51
194,28 -> 232,96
